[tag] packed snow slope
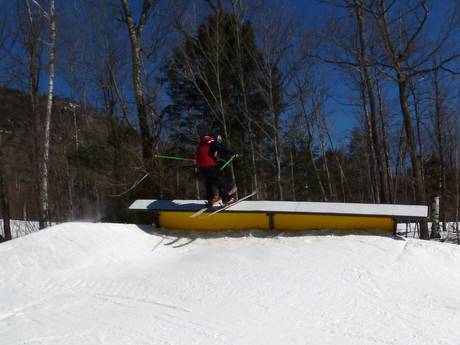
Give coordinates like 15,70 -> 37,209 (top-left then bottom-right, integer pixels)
1,223 -> 460,345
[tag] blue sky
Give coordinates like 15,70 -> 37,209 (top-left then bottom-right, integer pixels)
287,0 -> 357,141
280,0 -> 460,143
3,0 -> 458,147
1,0 -> 353,142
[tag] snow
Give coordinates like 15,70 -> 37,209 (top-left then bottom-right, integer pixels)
1,222 -> 460,345
130,199 -> 428,218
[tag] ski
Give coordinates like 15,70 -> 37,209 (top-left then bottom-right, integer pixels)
205,191 -> 257,217
190,203 -> 219,218
189,186 -> 238,218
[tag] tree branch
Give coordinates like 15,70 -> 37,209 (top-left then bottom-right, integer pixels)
400,1 -> 429,60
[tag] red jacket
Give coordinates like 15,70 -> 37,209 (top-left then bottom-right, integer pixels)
197,135 -> 233,168
196,135 -> 217,168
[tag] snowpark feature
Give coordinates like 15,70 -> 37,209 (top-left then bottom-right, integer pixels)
129,199 -> 428,232
1,223 -> 460,345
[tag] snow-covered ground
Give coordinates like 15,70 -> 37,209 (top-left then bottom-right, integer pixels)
1,222 -> 460,345
3,219 -> 460,243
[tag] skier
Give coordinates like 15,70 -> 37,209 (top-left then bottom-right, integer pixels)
196,132 -> 237,206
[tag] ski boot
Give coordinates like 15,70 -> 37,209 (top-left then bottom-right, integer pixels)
223,197 -> 236,206
207,195 -> 221,207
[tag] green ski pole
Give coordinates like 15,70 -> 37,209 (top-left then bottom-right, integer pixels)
154,154 -> 196,162
219,154 -> 237,171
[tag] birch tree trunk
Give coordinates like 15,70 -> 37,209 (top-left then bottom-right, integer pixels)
432,70 -> 446,235
39,0 -> 56,229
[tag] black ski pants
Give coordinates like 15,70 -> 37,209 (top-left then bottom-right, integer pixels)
199,166 -> 229,202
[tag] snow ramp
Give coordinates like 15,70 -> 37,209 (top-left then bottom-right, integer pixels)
1,222 -> 460,345
129,199 -> 428,233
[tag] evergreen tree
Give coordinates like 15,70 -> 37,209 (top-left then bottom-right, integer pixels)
166,10 -> 282,195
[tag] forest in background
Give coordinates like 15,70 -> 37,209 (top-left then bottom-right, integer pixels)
1,0 -> 460,241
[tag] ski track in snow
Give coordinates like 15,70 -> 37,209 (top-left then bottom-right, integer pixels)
1,223 -> 460,344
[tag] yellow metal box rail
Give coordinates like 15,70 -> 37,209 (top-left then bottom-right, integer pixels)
158,211 -> 395,232
129,199 -> 428,233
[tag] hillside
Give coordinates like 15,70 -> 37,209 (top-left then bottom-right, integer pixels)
1,223 -> 460,344
0,88 -> 141,223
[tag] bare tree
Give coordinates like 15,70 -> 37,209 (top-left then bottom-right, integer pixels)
430,67 -> 446,237
19,0 -> 44,226
18,0 -> 56,229
367,0 -> 460,238
293,76 -> 328,201
376,78 -> 393,201
120,0 -> 156,161
250,3 -> 307,200
359,79 -> 379,202
353,0 -> 389,202
254,29 -> 284,199
316,0 -> 389,202
38,0 -> 57,228
0,131 -> 11,241
311,93 -> 335,199
455,125 -> 460,244
0,4 -> 12,240
229,0 -> 260,197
